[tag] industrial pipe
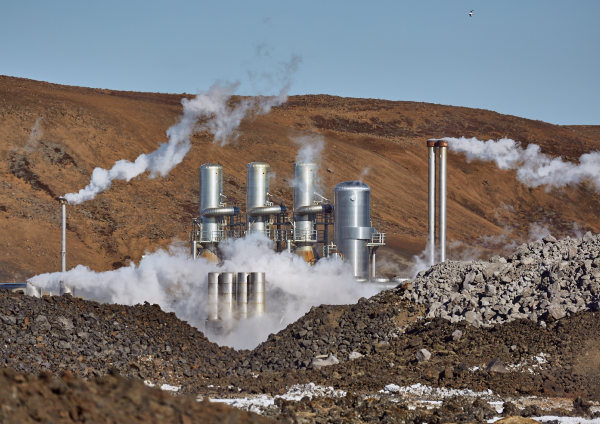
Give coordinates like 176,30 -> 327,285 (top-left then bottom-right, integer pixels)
294,204 -> 333,215
248,272 -> 265,317
218,273 -> 235,321
371,247 -> 378,280
200,206 -> 240,217
207,272 -> 219,321
248,205 -> 287,217
438,140 -> 448,262
427,140 -> 437,267
59,197 -> 67,273
236,272 -> 249,320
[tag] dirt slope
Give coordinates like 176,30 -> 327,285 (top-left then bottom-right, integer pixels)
1,75 -> 599,281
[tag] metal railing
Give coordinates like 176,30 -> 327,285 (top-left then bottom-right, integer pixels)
367,232 -> 387,247
323,243 -> 339,258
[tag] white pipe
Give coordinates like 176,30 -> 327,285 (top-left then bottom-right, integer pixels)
427,140 -> 437,266
438,142 -> 448,262
60,198 -> 67,273
371,247 -> 378,280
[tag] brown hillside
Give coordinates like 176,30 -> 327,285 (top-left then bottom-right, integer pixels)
1,75 -> 599,282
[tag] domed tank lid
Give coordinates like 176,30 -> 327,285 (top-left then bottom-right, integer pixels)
247,162 -> 270,168
200,163 -> 223,169
294,162 -> 317,167
334,181 -> 370,191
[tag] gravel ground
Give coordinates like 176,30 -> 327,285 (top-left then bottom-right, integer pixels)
0,367 -> 274,424
2,233 -> 600,422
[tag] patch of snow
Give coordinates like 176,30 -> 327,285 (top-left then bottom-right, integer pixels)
160,384 -> 181,392
143,380 -> 181,392
208,382 -> 346,414
380,383 -> 496,399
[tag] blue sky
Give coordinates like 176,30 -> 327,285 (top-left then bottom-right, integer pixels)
1,0 -> 598,125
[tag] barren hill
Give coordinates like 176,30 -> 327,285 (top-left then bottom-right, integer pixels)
1,75 -> 599,282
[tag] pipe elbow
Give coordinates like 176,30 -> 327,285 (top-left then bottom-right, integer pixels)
248,205 -> 287,217
200,206 -> 240,217
294,204 -> 333,215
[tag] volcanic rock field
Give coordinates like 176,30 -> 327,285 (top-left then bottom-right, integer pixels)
2,234 -> 600,422
2,76 -> 600,422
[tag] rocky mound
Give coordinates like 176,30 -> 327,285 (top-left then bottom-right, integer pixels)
0,367 -> 273,424
0,291 -> 244,386
191,295 -> 600,401
405,231 -> 600,326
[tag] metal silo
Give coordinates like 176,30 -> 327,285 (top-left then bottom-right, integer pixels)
192,164 -> 240,261
246,162 -> 270,234
292,162 -> 334,263
246,163 -> 287,242
334,181 -> 374,279
199,164 -> 224,243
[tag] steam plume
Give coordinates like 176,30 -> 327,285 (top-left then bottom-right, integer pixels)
64,78 -> 292,205
28,234 -> 377,349
439,137 -> 600,190
293,134 -> 324,164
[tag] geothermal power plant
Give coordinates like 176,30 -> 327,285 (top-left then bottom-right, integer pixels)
7,144 -> 452,337
190,161 -> 388,276
189,160 -> 392,333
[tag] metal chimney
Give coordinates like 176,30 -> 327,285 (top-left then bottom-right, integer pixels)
59,197 -> 67,273
438,140 -> 448,262
426,140 -> 448,264
427,140 -> 437,266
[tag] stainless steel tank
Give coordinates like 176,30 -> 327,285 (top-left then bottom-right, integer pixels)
293,162 -> 317,241
236,272 -> 249,320
207,272 -> 220,321
246,163 -> 270,234
217,272 -> 236,321
248,272 -> 265,317
334,181 -> 375,279
199,164 -> 224,242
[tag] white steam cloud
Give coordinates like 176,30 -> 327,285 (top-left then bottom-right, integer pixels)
64,57 -> 300,205
293,134 -> 324,165
28,234 -> 378,350
439,137 -> 600,190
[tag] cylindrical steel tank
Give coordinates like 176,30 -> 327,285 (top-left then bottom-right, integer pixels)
334,181 -> 374,279
246,163 -> 270,234
207,272 -> 220,320
248,272 -> 265,317
218,272 -> 236,321
199,164 -> 224,242
236,272 -> 249,320
293,162 -> 317,242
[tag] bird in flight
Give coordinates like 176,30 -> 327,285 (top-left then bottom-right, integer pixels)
469,10 -> 474,17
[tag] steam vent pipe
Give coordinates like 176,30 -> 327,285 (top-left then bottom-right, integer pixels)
59,197 -> 67,273
207,272 -> 220,321
58,197 -> 72,296
248,272 -> 265,317
427,140 -> 436,267
218,272 -> 236,321
236,272 -> 249,320
426,140 -> 448,264
438,140 -> 448,262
